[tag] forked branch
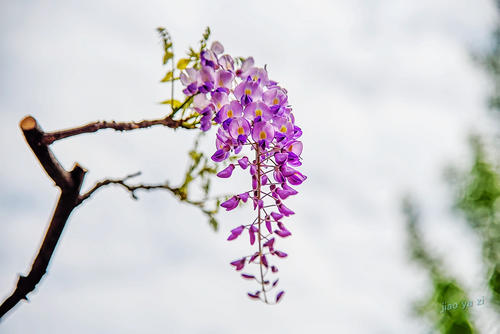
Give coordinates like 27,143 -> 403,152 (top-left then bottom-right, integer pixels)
0,113 -> 217,321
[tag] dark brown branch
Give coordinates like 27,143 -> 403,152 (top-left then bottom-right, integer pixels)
41,96 -> 196,145
42,116 -> 186,145
0,117 -> 86,320
20,116 -> 76,188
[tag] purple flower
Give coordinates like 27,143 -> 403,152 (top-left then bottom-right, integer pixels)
275,229 -> 292,238
219,54 -> 234,71
215,70 -> 234,91
180,68 -> 200,95
274,250 -> 287,258
265,215 -> 273,233
211,91 -> 229,111
263,87 -> 288,109
276,291 -> 285,303
244,102 -> 271,121
273,168 -> 285,184
248,291 -> 260,299
278,203 -> 294,216
276,187 -> 294,200
228,117 -> 250,140
261,254 -> 268,268
282,183 -> 298,195
249,225 -> 258,245
287,171 -> 307,185
221,196 -> 240,211
227,225 -> 244,241
230,257 -> 246,271
217,164 -> 235,178
200,113 -> 213,131
249,252 -> 259,263
250,164 -> 257,176
271,212 -> 283,221
211,41 -> 224,55
218,100 -> 243,122
201,50 -> 217,68
280,164 -> 297,177
263,237 -> 275,250
241,273 -> 255,279
236,57 -> 255,78
234,81 -> 263,106
239,192 -> 249,202
286,151 -> 302,166
284,140 -> 303,157
274,152 -> 288,165
251,121 -> 275,147
238,156 -> 249,169
211,148 -> 229,162
180,39 -> 306,304
273,117 -> 294,142
245,67 -> 269,85
198,66 -> 216,93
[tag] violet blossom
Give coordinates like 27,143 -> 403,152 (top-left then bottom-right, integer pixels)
179,39 -> 306,304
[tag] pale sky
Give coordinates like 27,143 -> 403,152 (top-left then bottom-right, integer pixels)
1,0 -> 499,333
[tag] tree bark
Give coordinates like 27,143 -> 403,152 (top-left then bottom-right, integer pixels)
0,117 -> 86,320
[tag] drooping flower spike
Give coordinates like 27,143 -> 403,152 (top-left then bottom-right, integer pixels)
180,39 -> 306,304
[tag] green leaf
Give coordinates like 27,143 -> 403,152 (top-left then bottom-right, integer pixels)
177,58 -> 190,70
163,51 -> 174,65
159,99 -> 181,108
202,27 -> 211,41
160,71 -> 173,82
208,216 -> 218,231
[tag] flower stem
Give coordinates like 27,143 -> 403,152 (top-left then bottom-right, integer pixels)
256,144 -> 268,303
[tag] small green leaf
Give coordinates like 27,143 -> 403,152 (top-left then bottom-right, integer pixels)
208,216 -> 218,231
177,58 -> 191,70
163,51 -> 174,65
160,99 -> 181,108
160,71 -> 173,82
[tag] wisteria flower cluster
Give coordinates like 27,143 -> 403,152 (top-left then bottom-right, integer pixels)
180,41 -> 306,304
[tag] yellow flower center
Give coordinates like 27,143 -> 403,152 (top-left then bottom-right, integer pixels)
255,109 -> 262,116
273,98 -> 279,105
280,125 -> 287,133
287,144 -> 293,151
252,75 -> 258,81
237,126 -> 245,135
245,88 -> 252,95
259,131 -> 267,140
227,109 -> 233,118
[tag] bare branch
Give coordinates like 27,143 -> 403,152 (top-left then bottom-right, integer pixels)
42,114 -> 195,145
76,172 -> 188,205
0,118 -> 87,319
20,116 -> 79,188
0,113 -> 216,321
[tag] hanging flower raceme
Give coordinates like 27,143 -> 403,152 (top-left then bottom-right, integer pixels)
180,40 -> 306,304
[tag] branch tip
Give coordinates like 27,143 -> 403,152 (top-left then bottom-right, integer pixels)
20,116 -> 37,131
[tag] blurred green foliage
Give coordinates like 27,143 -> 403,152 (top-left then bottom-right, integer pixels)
402,198 -> 477,333
449,137 -> 500,309
483,0 -> 500,111
403,2 -> 500,332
